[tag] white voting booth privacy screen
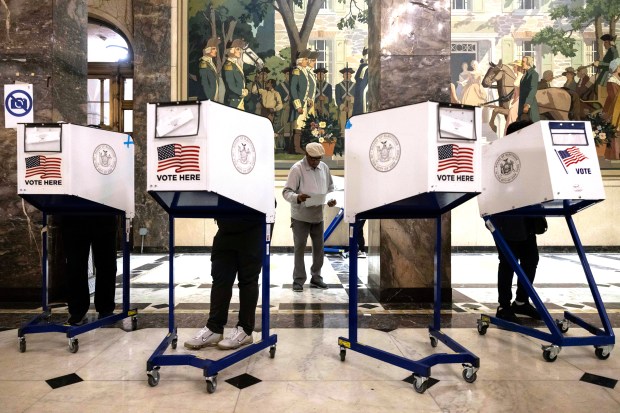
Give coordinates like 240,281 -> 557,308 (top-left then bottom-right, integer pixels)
17,123 -> 135,217
146,100 -> 275,222
344,101 -> 482,222
477,121 -> 605,216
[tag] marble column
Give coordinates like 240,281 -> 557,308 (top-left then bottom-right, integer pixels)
367,0 -> 452,303
131,1 -> 172,251
0,1 -> 87,301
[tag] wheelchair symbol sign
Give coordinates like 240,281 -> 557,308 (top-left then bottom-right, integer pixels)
5,90 -> 33,117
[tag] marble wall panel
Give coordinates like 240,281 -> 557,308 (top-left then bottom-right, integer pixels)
0,1 -> 87,300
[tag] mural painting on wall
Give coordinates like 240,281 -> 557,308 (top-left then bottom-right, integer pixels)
451,0 -> 620,160
187,0 -> 368,158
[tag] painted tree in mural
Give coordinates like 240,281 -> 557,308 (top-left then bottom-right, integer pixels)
273,0 -> 323,60
532,0 -> 620,58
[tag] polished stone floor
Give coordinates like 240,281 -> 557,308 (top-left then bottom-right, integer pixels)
0,252 -> 619,412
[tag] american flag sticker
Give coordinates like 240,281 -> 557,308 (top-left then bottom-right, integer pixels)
157,143 -> 200,173
25,155 -> 62,179
556,146 -> 587,168
437,144 -> 474,174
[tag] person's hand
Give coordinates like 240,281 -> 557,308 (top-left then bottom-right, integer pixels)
242,89 -> 249,97
297,107 -> 304,114
307,100 -> 313,108
593,61 -> 600,67
297,193 -> 311,203
327,199 -> 337,207
319,95 -> 327,102
270,108 -> 275,113
523,103 -> 530,114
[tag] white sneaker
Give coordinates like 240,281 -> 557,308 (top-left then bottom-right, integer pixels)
184,326 -> 222,350
217,326 -> 253,350
358,250 -> 367,258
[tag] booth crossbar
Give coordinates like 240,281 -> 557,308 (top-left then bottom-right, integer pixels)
145,192 -> 277,393
323,207 -> 347,256
17,208 -> 138,354
478,208 -> 615,362
338,192 -> 480,394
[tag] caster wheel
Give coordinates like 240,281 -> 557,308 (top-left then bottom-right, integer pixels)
18,338 -> 26,353
171,338 -> 178,350
147,369 -> 160,387
131,316 -> 138,331
339,348 -> 346,362
43,312 -> 52,323
412,375 -> 428,394
206,377 -> 217,394
68,338 -> 79,354
462,368 -> 477,383
477,321 -> 488,336
430,336 -> 438,348
556,319 -> 569,333
595,347 -> 611,360
269,345 -> 276,359
543,349 -> 557,362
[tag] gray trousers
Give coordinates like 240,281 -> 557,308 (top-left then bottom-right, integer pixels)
291,218 -> 324,286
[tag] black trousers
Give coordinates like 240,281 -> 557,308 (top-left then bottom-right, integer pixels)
496,234 -> 539,309
62,216 -> 118,319
207,225 -> 263,335
355,219 -> 367,253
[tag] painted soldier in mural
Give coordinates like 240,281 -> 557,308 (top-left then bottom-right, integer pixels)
250,67 -> 270,114
576,65 -> 593,99
199,37 -> 221,101
222,39 -> 248,111
594,34 -> 619,92
276,67 -> 292,152
306,50 -> 318,117
518,55 -> 540,122
314,67 -> 332,116
290,49 -> 310,154
336,67 -> 355,135
353,47 -> 369,115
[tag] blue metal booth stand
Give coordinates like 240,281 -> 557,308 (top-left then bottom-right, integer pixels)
144,100 -> 277,393
476,121 -> 614,362
16,123 -> 138,353
337,102 -> 482,393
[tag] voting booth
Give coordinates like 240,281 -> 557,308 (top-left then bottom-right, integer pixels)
477,121 -> 614,362
145,100 -> 277,393
16,123 -> 137,353
339,102 -> 481,393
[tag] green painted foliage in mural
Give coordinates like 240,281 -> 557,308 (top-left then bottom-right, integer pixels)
533,0 -> 620,57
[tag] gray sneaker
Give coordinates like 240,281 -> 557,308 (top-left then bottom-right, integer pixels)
217,326 -> 253,350
184,326 -> 222,350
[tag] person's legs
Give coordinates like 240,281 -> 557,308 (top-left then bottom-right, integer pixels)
292,219 -> 310,289
236,230 -> 262,335
206,248 -> 237,334
356,219 -> 367,255
495,241 -> 521,324
62,221 -> 93,323
512,235 -> 541,319
91,216 -> 117,316
309,221 -> 326,285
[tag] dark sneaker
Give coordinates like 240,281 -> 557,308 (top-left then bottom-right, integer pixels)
495,307 -> 522,325
292,284 -> 303,292
66,315 -> 86,326
512,301 -> 542,320
310,279 -> 328,289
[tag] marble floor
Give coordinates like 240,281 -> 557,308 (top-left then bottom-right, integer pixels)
0,252 -> 619,412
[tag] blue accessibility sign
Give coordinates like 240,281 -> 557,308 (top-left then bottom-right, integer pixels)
5,89 -> 33,117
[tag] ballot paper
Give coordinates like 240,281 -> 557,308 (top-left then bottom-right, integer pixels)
304,193 -> 327,207
24,126 -> 62,152
156,107 -> 198,137
439,107 -> 475,140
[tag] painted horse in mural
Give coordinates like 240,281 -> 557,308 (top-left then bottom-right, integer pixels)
482,61 -> 582,135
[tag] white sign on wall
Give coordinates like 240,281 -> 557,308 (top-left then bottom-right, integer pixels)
4,84 -> 34,128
